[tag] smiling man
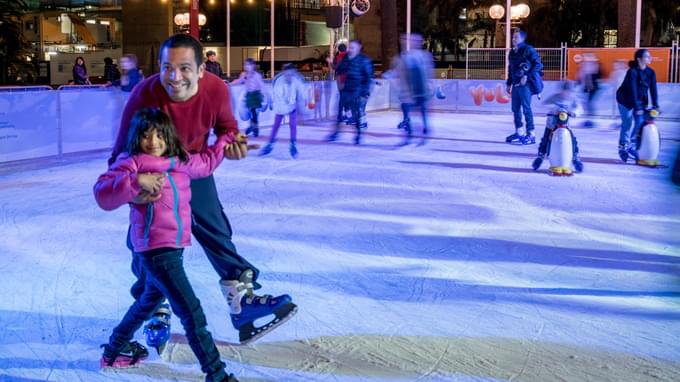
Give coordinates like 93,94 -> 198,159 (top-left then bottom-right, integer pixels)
109,34 -> 297,355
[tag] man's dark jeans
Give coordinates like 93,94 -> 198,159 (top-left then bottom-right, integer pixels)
511,85 -> 534,134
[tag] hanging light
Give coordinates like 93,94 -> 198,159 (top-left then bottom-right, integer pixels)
488,5 -> 504,20
516,3 -> 530,18
174,12 -> 208,26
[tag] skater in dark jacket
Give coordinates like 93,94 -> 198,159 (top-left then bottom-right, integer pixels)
327,39 -> 373,144
204,50 -> 223,78
505,29 -> 543,145
615,48 -> 659,162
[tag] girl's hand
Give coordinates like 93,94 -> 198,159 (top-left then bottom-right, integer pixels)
137,172 -> 165,193
132,190 -> 162,204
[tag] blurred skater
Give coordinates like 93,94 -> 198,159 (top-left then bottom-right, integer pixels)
259,63 -> 306,158
577,53 -> 601,128
531,81 -> 584,173
386,33 -> 434,146
231,58 -> 266,137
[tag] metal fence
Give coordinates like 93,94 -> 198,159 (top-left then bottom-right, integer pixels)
671,40 -> 679,83
465,45 -> 567,81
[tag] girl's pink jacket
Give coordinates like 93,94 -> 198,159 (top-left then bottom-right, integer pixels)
94,136 -> 229,252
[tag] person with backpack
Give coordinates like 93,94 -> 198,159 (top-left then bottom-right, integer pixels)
505,29 -> 543,145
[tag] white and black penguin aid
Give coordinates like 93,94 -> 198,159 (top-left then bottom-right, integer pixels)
636,109 -> 661,167
548,111 -> 575,176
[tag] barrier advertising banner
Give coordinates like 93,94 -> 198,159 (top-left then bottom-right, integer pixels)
0,90 -> 59,162
567,48 -> 670,82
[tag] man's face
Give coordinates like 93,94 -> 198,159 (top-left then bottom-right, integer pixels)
347,41 -> 360,58
512,32 -> 525,47
159,47 -> 204,102
208,54 -> 217,62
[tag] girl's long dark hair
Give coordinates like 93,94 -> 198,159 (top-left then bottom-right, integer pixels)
125,108 -> 188,162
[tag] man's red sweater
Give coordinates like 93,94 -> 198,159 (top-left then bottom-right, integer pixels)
110,72 -> 238,164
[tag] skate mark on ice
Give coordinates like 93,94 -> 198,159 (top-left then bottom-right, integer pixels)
399,160 -> 536,174
161,335 -> 680,381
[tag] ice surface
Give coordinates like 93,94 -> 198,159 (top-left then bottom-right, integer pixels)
0,111 -> 679,381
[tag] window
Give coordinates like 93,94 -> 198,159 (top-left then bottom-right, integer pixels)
604,29 -> 617,48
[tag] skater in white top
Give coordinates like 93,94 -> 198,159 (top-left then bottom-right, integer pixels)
259,63 -> 307,158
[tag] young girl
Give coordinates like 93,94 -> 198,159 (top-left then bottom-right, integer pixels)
531,81 -> 584,173
259,63 -> 306,158
94,108 -> 238,382
231,58 -> 266,137
616,49 -> 659,162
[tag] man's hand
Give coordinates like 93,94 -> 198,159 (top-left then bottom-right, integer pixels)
506,85 -> 512,94
225,133 -> 249,160
132,190 -> 162,204
137,172 -> 165,194
520,75 -> 528,86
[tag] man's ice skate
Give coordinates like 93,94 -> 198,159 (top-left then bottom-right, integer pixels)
143,302 -> 171,354
220,269 -> 297,344
289,141 -> 298,159
532,155 -> 544,171
100,341 -> 149,368
505,132 -> 522,143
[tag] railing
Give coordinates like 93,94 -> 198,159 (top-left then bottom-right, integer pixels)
289,0 -> 322,9
0,86 -> 53,93
671,39 -> 679,83
465,46 -> 567,81
57,84 -> 109,90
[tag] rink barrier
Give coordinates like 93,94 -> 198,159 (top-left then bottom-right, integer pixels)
388,80 -> 680,120
1,80 -> 679,164
0,86 -> 54,93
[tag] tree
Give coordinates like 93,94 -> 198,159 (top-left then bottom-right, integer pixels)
0,0 -> 35,85
641,0 -> 678,46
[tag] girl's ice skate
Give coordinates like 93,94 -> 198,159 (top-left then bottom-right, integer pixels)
100,341 -> 149,368
143,302 -> 171,354
221,269 -> 297,344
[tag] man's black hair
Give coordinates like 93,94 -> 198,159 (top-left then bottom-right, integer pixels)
159,34 -> 204,67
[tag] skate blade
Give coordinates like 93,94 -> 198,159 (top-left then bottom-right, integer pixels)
239,303 -> 298,345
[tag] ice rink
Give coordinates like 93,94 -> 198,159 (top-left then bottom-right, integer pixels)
1,110 -> 679,382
